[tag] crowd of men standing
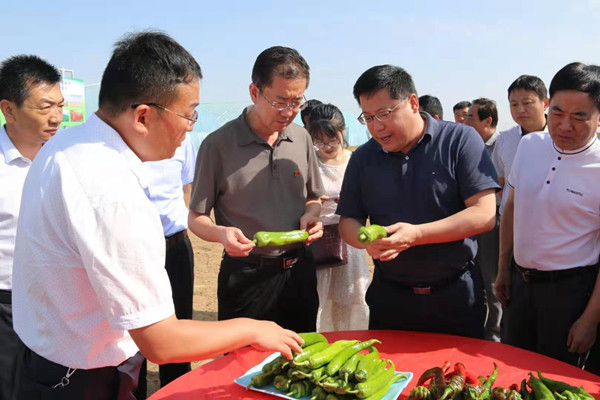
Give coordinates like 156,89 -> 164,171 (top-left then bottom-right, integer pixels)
0,29 -> 599,399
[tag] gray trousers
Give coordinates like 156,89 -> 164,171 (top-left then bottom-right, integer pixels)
476,212 -> 501,341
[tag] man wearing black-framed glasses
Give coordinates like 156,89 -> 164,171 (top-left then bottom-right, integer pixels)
11,32 -> 303,400
189,46 -> 324,333
337,64 -> 500,340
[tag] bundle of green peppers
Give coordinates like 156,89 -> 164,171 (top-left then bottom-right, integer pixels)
247,332 -> 408,399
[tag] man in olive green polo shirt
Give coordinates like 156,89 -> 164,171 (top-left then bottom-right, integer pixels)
188,46 -> 324,332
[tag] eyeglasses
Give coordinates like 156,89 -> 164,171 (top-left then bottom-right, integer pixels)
131,103 -> 198,126
357,98 -> 408,125
313,140 -> 340,149
261,93 -> 307,111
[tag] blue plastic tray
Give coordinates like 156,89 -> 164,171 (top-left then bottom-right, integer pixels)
234,352 -> 413,400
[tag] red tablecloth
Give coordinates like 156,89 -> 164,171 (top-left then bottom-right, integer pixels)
148,330 -> 600,399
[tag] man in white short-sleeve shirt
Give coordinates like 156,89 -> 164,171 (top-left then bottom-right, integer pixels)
0,54 -> 63,400
495,62 -> 600,370
12,32 -> 303,400
492,74 -> 549,215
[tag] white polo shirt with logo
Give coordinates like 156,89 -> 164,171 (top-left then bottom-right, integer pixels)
508,132 -> 600,271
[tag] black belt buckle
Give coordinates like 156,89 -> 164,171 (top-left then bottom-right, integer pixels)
413,286 -> 431,295
282,256 -> 299,270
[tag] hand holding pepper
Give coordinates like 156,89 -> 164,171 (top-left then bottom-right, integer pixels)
220,226 -> 256,257
366,222 -> 421,262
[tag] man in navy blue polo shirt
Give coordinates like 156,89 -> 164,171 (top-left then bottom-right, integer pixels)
337,65 -> 500,339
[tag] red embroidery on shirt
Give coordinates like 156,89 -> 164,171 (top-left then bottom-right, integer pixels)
294,171 -> 300,176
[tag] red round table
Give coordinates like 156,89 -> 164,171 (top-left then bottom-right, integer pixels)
148,330 -> 600,399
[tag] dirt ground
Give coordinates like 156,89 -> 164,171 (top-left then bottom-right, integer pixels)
145,233 -> 221,397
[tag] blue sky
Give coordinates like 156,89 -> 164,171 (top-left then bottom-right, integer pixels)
2,0 -> 599,130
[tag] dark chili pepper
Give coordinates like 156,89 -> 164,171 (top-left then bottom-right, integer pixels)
357,225 -> 387,244
262,354 -> 286,376
253,230 -> 309,247
490,387 -> 509,400
416,366 -> 445,387
520,378 -> 531,400
507,389 -> 523,400
462,383 -> 487,400
536,371 -> 594,400
438,364 -> 465,400
407,386 -> 433,400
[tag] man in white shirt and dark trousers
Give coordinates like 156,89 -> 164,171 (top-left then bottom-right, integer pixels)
138,133 -> 197,395
0,55 -> 63,400
492,75 -> 549,216
11,31 -> 303,400
495,62 -> 600,370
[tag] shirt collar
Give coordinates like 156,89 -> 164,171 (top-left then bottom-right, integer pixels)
0,124 -> 30,165
237,107 -> 294,146
553,135 -> 598,156
485,130 -> 500,147
90,113 -> 150,189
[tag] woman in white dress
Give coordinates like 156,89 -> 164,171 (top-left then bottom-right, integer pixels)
306,103 -> 370,332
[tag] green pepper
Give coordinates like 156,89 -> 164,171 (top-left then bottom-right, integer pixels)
536,371 -> 594,400
310,386 -> 328,400
527,373 -> 554,400
287,379 -> 315,398
273,374 -> 291,392
253,230 -> 309,247
296,340 -> 359,369
248,371 -> 275,388
357,225 -> 387,245
339,352 -> 364,383
293,341 -> 330,365
350,361 -> 402,398
326,339 -> 381,377
362,374 -> 403,400
299,332 -> 329,347
354,347 -> 380,382
262,354 -> 286,376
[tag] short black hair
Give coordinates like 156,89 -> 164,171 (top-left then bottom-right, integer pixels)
99,31 -> 202,116
0,55 -> 60,106
453,101 -> 472,112
300,99 -> 323,124
472,98 -> 498,128
549,62 -> 600,112
307,103 -> 347,146
419,95 -> 443,120
507,75 -> 547,101
353,65 -> 417,104
251,46 -> 310,91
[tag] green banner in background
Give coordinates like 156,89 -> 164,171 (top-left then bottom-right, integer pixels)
59,78 -> 86,127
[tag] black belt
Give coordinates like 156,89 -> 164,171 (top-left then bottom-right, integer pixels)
225,247 -> 306,270
513,260 -> 599,284
165,230 -> 188,251
0,289 -> 11,305
394,262 -> 473,295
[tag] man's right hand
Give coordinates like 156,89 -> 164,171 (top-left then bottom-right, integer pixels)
247,320 -> 304,360
494,268 -> 511,307
219,226 -> 255,257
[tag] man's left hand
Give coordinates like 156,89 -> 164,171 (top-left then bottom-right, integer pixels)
567,317 -> 597,354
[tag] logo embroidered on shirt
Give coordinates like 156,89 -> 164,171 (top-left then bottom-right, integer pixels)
294,171 -> 300,177
566,188 -> 583,197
